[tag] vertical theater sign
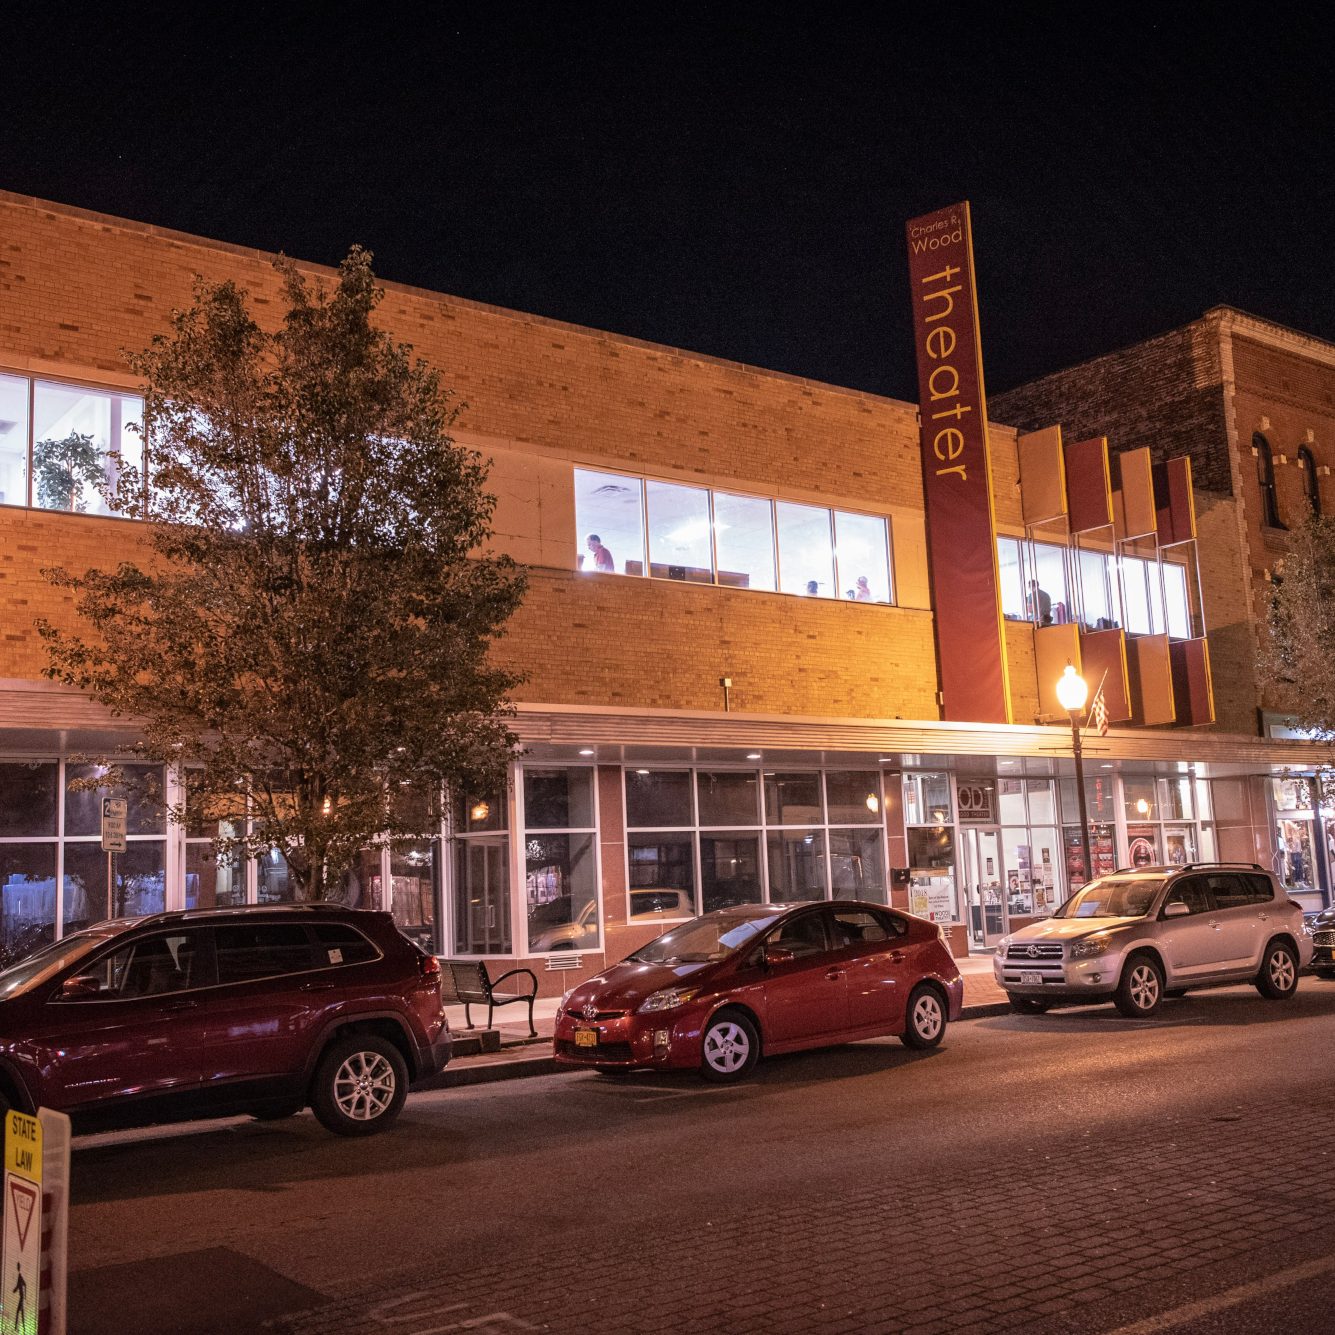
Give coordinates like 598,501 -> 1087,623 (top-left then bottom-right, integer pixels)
906,202 -> 1012,724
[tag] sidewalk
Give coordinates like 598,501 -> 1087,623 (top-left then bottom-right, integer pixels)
420,952 -> 1010,1090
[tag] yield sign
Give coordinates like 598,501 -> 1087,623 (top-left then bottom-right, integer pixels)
8,1180 -> 36,1251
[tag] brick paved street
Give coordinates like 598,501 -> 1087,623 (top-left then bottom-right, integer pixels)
67,985 -> 1335,1334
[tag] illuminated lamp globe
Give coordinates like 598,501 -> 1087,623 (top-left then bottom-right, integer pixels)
1055,665 -> 1088,713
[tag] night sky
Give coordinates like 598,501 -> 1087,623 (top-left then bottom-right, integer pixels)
8,8 -> 1333,402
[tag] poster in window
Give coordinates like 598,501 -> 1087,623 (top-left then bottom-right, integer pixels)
1127,826 -> 1158,868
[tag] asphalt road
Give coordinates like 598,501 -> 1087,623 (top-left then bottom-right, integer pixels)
66,983 -> 1335,1335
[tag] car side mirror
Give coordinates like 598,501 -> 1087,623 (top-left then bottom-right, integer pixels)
60,975 -> 101,1000
763,945 -> 796,967
1163,901 -> 1191,919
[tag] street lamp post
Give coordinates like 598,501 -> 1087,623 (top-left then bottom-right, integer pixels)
1056,664 -> 1092,885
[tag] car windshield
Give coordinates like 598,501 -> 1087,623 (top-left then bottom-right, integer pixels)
630,914 -> 771,964
0,930 -> 112,1001
1053,876 -> 1163,919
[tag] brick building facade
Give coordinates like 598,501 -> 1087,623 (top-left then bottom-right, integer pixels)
0,194 -> 1327,990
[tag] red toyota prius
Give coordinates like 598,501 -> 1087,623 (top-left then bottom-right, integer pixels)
553,900 -> 963,1081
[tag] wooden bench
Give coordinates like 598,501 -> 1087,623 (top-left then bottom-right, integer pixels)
438,959 -> 538,1036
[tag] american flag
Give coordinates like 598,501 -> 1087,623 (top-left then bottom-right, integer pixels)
1089,680 -> 1109,737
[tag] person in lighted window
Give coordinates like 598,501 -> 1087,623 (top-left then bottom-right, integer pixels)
1026,579 -> 1052,625
583,533 -> 615,572
855,575 -> 873,601
805,580 -> 819,595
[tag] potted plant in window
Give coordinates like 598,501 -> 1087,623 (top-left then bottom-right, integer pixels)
33,431 -> 104,511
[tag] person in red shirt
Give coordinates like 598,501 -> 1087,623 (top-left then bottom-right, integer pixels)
584,534 -> 615,572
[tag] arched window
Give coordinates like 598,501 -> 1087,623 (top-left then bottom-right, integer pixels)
1298,446 -> 1321,517
1255,433 -> 1284,529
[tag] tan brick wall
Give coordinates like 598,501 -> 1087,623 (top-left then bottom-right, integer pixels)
0,192 -> 1087,723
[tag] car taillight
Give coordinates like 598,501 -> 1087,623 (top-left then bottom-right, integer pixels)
418,954 -> 441,981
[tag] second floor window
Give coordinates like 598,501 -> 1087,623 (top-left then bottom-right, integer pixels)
1298,446 -> 1321,517
1255,433 -> 1284,529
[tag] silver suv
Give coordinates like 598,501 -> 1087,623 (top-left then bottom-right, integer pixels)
994,863 -> 1313,1019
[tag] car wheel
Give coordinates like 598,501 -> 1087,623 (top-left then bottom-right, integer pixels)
310,1034 -> 409,1136
1114,953 -> 1164,1018
699,1009 -> 760,1083
1256,940 -> 1299,1000
901,984 -> 948,1049
1007,994 -> 1051,1015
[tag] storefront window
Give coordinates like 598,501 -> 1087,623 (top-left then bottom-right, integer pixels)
713,492 -> 776,592
697,771 -> 760,827
0,844 -> 57,968
829,828 -> 886,901
1123,777 -> 1157,822
64,764 -> 164,836
627,833 -> 696,921
453,789 -> 510,954
825,771 -> 881,824
699,833 -> 762,912
766,829 -> 825,902
764,772 -> 823,826
902,772 -> 952,826
32,381 -> 143,516
256,848 -> 295,903
65,839 -> 166,927
0,763 -> 58,837
522,768 -> 598,953
1163,825 -> 1197,867
389,843 -> 436,949
574,468 -> 644,576
1158,776 -> 1195,821
776,501 -> 835,598
834,511 -> 892,603
185,835 -> 246,910
626,769 -> 693,827
0,373 -> 29,509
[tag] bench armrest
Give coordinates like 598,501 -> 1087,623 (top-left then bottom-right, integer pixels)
490,967 -> 538,998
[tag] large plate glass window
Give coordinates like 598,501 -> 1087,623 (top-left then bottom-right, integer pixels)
776,501 -> 835,598
522,768 -> 599,953
712,492 -> 776,592
0,374 -> 30,508
834,511 -> 892,603
32,381 -> 143,517
625,768 -> 697,921
574,468 -> 644,576
902,772 -> 958,923
646,480 -> 713,583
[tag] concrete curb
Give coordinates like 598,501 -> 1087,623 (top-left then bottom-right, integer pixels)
416,1001 -> 1016,1090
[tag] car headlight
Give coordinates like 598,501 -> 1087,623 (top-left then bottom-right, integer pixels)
1070,934 -> 1114,960
638,986 -> 700,1013
996,936 -> 1011,954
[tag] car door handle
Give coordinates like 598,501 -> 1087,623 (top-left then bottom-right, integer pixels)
1258,912 -> 1268,921
161,1000 -> 198,1013
889,950 -> 907,963
301,981 -> 337,992
825,968 -> 845,980
1209,921 -> 1222,930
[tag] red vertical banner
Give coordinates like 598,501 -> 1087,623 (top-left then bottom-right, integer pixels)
905,202 -> 1011,724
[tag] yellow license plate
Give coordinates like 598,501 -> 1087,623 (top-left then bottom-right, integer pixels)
574,1028 -> 598,1048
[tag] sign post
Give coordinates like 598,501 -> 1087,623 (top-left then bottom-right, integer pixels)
101,797 -> 127,920
3,1112 -> 42,1335
2,1110 -> 70,1335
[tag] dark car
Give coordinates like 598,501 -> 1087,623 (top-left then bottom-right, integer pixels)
553,900 -> 964,1082
0,905 -> 450,1136
1308,906 -> 1335,978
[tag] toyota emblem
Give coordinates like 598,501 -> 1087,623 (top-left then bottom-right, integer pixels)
1027,944 -> 1040,959
583,1000 -> 599,1020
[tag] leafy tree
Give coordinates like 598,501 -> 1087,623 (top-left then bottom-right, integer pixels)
1258,515 -> 1335,799
39,248 -> 527,900
33,431 -> 104,511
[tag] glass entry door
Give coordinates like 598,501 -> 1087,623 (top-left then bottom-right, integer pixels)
962,826 -> 1006,950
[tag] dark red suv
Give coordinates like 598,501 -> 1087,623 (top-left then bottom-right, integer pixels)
0,905 -> 450,1136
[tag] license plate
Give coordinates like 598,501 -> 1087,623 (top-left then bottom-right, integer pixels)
574,1028 -> 598,1048
1019,970 -> 1044,986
